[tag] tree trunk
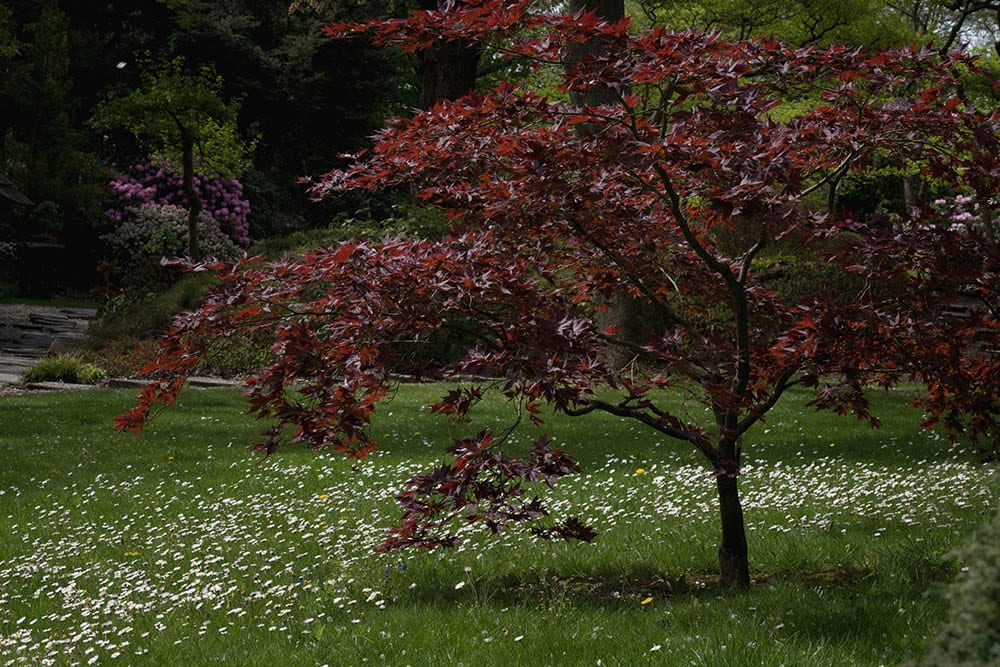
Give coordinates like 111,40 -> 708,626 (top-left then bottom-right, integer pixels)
568,0 -> 626,28
597,290 -> 648,370
416,0 -> 481,109
566,0 -> 641,371
417,38 -> 481,109
716,474 -> 750,588
902,173 -> 916,219
567,0 -> 626,110
180,127 -> 202,260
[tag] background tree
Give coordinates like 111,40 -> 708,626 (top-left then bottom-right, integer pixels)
412,0 -> 483,107
156,0 -> 416,233
90,57 -> 253,259
0,0 -> 105,248
119,1 -> 1000,588
635,0 -> 1000,54
634,0 -> 1000,236
885,0 -> 1000,54
565,0 -> 649,369
632,0 -> 908,45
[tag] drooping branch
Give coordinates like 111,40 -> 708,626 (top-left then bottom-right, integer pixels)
563,397 -> 718,462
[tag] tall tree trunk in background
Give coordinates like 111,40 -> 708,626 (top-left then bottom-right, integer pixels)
416,0 -> 481,109
566,0 -> 625,111
903,174 -> 916,218
995,10 -> 1000,60
180,126 -> 202,260
567,0 -> 644,371
567,0 -> 626,61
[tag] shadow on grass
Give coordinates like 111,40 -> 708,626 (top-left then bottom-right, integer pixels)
390,560 -> 942,610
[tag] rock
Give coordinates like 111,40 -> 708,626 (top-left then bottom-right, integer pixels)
47,335 -> 84,355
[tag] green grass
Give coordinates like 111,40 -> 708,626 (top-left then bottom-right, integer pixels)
0,384 -> 994,665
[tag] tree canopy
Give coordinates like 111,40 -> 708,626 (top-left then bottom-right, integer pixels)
118,0 -> 1000,587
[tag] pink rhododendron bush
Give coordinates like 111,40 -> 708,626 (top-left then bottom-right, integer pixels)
100,161 -> 250,292
107,161 -> 250,247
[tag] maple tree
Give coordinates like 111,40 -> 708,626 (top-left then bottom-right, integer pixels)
117,0 -> 1000,587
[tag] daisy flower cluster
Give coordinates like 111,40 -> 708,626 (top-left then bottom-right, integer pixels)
0,414 -> 993,664
0,443 -> 430,665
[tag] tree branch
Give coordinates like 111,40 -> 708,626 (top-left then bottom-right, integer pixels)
736,370 -> 799,437
564,397 -> 718,463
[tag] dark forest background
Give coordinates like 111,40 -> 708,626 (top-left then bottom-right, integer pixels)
1,0 -> 997,298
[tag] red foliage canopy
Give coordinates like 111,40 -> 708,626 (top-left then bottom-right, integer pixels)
119,1 -> 1000,568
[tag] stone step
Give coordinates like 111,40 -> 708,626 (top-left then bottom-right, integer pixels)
30,314 -> 74,324
27,319 -> 90,332
0,334 -> 53,350
22,380 -> 100,391
57,308 -> 98,319
0,355 -> 35,369
25,317 -> 88,332
106,376 -> 244,389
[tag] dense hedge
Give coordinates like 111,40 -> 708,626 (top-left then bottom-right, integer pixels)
916,489 -> 1000,666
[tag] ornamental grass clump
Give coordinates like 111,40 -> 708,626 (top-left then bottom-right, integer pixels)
22,354 -> 108,384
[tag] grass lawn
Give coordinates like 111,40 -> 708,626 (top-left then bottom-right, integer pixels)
0,384 -> 995,666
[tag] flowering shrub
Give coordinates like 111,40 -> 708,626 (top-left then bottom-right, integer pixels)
932,194 -> 1000,234
104,204 -> 242,262
0,241 -> 16,264
107,161 -> 251,246
0,241 -> 17,284
102,204 -> 242,292
915,505 -> 1000,666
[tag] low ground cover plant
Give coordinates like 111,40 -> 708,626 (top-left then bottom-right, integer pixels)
21,354 -> 108,385
0,385 -> 995,665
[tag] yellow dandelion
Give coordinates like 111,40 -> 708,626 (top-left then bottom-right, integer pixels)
641,596 -> 653,605
318,493 -> 329,500
636,468 -> 646,475
124,551 -> 140,557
